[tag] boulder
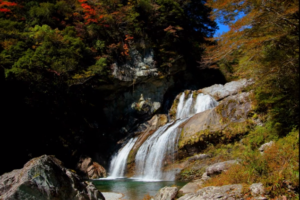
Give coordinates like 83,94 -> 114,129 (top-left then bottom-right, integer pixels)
87,162 -> 107,179
250,182 -> 265,197
179,180 -> 203,195
154,186 -> 178,200
205,160 -> 238,176
178,184 -> 243,200
0,155 -> 105,200
178,92 -> 253,154
77,157 -> 106,179
258,141 -> 274,154
200,78 -> 253,100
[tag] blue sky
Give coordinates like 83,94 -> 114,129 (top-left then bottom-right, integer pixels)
214,22 -> 230,37
213,12 -> 245,37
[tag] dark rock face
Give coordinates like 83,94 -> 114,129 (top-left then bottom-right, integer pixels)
0,155 -> 105,200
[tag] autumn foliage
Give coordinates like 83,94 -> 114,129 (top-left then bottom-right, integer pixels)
202,0 -> 299,131
0,0 -> 17,13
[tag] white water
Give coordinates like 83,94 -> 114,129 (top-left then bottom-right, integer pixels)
107,91 -> 218,181
177,93 -> 193,119
134,118 -> 188,181
108,138 -> 137,178
194,93 -> 218,114
176,93 -> 185,119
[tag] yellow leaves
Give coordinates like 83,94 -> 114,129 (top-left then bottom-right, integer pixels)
72,70 -> 94,79
0,39 -> 17,50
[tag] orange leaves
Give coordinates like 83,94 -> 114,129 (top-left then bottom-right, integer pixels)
125,34 -> 133,41
121,43 -> 129,56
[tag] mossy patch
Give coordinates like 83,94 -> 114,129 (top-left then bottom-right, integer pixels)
178,120 -> 253,150
169,96 -> 180,120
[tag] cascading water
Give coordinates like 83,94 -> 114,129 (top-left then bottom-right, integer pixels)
107,91 -> 218,181
177,93 -> 193,119
133,92 -> 218,181
194,93 -> 218,114
108,138 -> 137,178
134,118 -> 188,181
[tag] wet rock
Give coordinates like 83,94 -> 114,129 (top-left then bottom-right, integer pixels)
126,114 -> 168,176
134,114 -> 168,135
0,155 -> 105,200
258,141 -> 274,154
206,160 -> 238,176
178,91 -> 252,153
77,157 -> 106,179
178,184 -> 243,200
154,186 -> 178,200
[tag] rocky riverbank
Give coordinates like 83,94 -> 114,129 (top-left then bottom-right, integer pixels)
0,155 -> 105,200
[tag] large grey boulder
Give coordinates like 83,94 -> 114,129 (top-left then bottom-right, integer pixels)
178,184 -> 243,200
178,92 -> 252,152
0,155 -> 105,200
205,160 -> 238,176
179,180 -> 203,195
154,186 -> 178,200
200,79 -> 253,100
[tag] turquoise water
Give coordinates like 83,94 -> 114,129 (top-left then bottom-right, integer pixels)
92,178 -> 187,200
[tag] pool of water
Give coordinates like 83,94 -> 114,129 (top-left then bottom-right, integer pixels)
92,178 -> 187,200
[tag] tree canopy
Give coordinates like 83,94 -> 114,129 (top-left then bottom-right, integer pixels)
1,0 -> 217,89
202,0 -> 299,132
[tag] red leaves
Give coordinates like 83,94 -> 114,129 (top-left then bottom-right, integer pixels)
79,1 -> 106,25
0,0 -> 17,13
0,8 -> 10,12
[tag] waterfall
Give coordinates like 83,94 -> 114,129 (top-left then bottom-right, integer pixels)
133,92 -> 218,181
176,93 -> 185,119
108,138 -> 137,178
194,93 -> 218,114
177,93 -> 193,119
107,91 -> 218,181
134,118 -> 188,181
